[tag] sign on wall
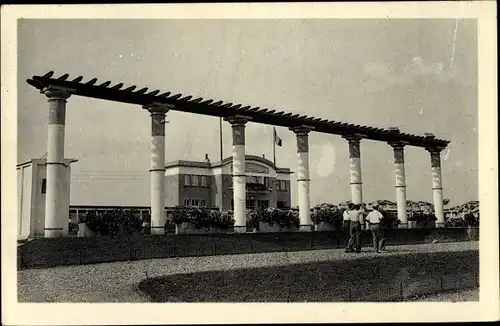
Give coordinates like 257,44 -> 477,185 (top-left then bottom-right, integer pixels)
230,162 -> 270,174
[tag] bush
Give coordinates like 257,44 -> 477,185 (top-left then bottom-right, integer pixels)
445,217 -> 467,228
380,209 -> 399,228
310,205 -> 342,228
261,208 -> 300,229
211,210 -> 235,229
83,209 -> 143,236
246,208 -> 300,230
172,206 -> 235,230
408,211 -> 437,226
464,212 -> 479,227
246,209 -> 262,229
283,209 -> 300,229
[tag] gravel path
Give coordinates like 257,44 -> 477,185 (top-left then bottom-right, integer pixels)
18,241 -> 478,302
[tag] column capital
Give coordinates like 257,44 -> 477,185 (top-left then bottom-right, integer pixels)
142,102 -> 173,115
224,115 -> 252,126
388,140 -> 409,150
42,85 -> 74,100
426,146 -> 446,168
342,133 -> 364,143
289,125 -> 314,136
425,145 -> 447,155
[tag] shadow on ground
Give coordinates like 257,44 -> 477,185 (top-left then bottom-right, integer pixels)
138,250 -> 479,302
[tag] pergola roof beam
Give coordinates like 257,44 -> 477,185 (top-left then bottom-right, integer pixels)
27,71 -> 450,148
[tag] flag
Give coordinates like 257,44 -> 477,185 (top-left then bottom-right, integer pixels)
274,127 -> 283,147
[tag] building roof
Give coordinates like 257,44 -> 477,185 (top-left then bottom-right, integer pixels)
27,71 -> 449,149
17,158 -> 79,168
165,155 -> 292,173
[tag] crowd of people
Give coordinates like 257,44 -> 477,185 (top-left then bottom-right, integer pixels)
343,203 -> 386,253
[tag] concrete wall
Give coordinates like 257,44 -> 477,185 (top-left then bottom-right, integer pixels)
212,174 -> 222,208
32,160 -> 47,237
164,174 -> 179,207
276,180 -> 292,208
17,164 -> 33,240
221,174 -> 233,210
18,227 -> 479,270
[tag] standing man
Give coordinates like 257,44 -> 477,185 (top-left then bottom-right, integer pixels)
367,203 -> 386,253
347,204 -> 363,253
343,203 -> 353,250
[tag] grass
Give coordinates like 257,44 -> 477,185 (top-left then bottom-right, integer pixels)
138,249 -> 479,302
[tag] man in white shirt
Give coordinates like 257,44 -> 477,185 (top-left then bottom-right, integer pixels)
343,203 -> 353,251
366,204 -> 386,253
346,204 -> 363,253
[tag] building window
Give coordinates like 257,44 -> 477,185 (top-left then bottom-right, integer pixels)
41,179 -> 47,194
257,200 -> 269,208
278,180 -> 287,191
200,175 -> 208,187
246,199 -> 255,209
264,177 -> 270,188
184,175 -> 190,186
191,175 -> 199,187
185,198 -> 206,207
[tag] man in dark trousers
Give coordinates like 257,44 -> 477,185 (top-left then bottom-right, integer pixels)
343,203 -> 353,251
346,204 -> 363,253
367,203 -> 386,253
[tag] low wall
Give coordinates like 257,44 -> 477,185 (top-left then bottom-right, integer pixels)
17,227 -> 479,270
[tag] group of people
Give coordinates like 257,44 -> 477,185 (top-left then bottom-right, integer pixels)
343,203 -> 386,253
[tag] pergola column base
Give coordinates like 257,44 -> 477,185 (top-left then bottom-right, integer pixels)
150,226 -> 165,235
398,223 -> 408,229
233,226 -> 247,233
435,222 -> 445,228
299,225 -> 313,232
44,228 -> 64,238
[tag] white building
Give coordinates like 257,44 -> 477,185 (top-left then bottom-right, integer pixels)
17,158 -> 77,240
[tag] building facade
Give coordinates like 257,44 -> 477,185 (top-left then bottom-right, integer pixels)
164,154 -> 292,210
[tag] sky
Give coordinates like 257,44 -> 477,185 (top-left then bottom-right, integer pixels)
17,18 -> 478,207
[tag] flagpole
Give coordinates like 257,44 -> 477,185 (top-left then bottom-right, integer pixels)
219,117 -> 223,161
273,127 -> 276,166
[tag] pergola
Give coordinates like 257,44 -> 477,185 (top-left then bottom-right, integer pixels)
27,71 -> 450,236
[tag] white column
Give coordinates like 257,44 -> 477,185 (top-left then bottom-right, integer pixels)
343,135 -> 363,205
290,126 -> 313,231
389,141 -> 408,228
225,116 -> 250,233
43,85 -> 72,237
427,146 -> 446,228
143,103 -> 170,235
